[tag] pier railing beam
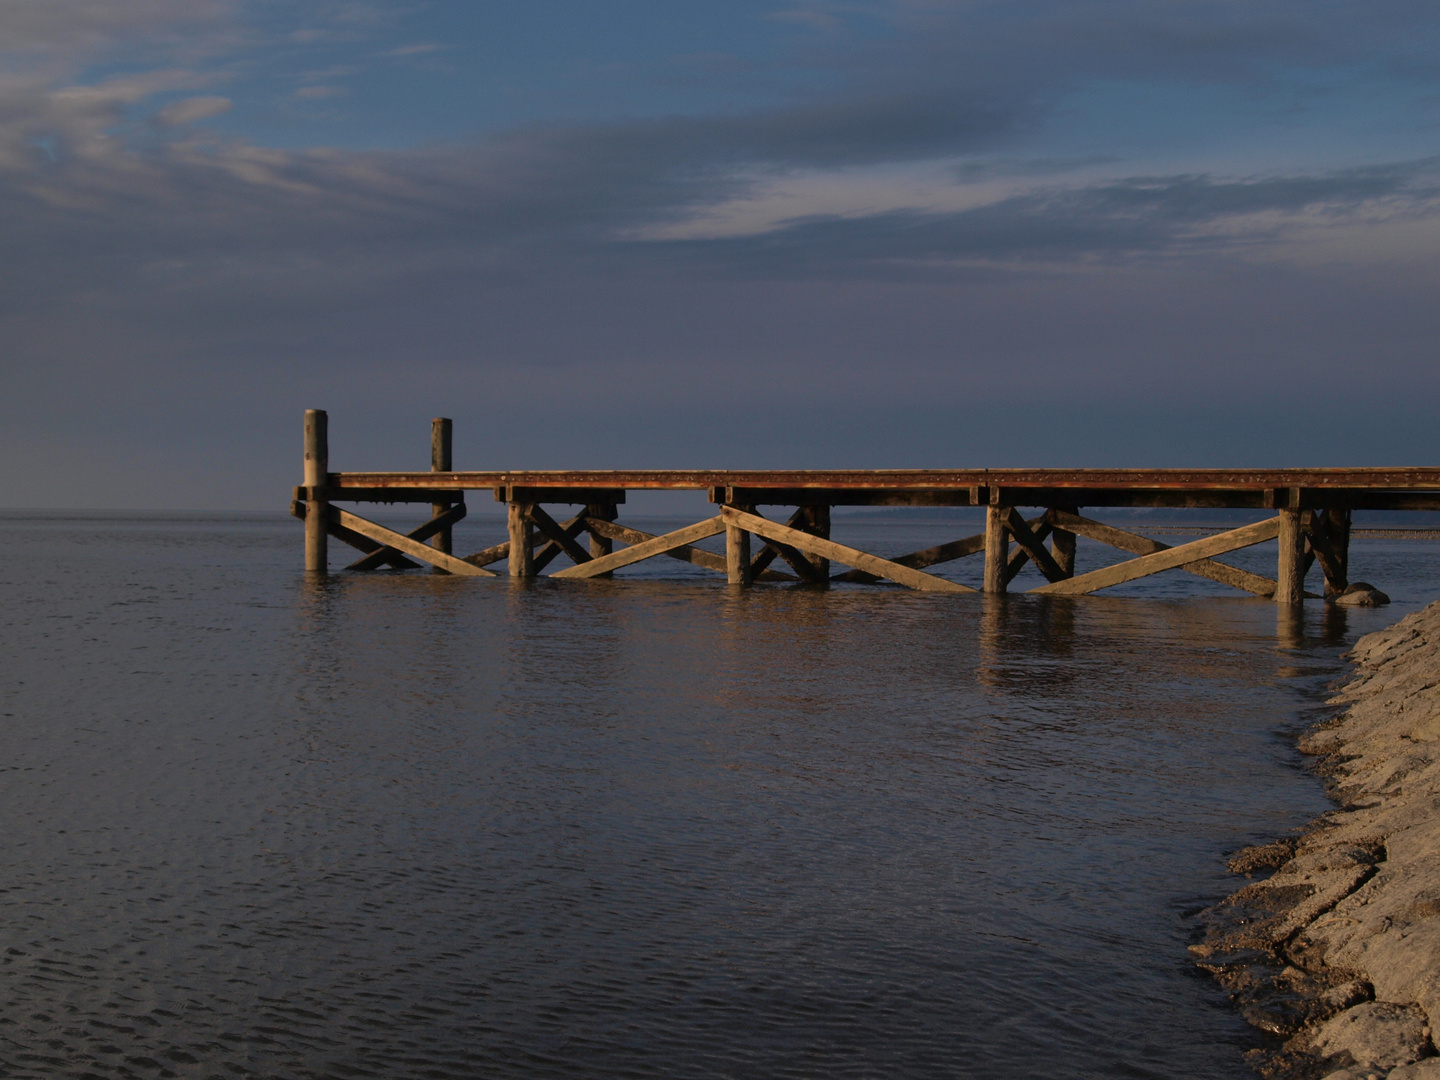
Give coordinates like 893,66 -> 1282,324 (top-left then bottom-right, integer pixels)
431,418 -> 453,557
984,498 -> 1010,594
508,502 -> 535,577
304,409 -> 328,573
1275,507 -> 1306,604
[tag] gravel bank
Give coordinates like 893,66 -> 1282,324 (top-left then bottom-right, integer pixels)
1196,600 -> 1440,1079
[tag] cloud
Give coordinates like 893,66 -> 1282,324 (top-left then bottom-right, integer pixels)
0,0 -> 233,54
153,95 -> 232,126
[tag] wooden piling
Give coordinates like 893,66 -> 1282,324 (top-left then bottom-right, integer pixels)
984,500 -> 1010,594
1320,508 -> 1351,597
508,502 -> 535,577
1051,505 -> 1077,578
586,502 -> 617,579
726,506 -> 752,585
304,409 -> 328,573
805,505 -> 831,581
431,418 -> 453,557
1274,508 -> 1305,604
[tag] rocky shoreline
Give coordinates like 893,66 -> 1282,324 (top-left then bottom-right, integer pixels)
1195,600 -> 1440,1079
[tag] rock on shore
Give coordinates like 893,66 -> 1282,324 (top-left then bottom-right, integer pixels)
1195,600 -> 1440,1079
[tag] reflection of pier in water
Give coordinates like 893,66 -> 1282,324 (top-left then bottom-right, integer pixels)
293,411 -> 1440,603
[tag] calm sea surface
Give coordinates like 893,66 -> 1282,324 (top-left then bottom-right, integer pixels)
2,511 -> 1437,1079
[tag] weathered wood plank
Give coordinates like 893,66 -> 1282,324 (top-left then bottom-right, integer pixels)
745,507 -> 808,578
528,506 -> 591,569
832,531 -> 989,583
304,409 -> 328,572
431,418 -> 453,557
1047,510 -> 1284,597
579,516 -> 794,580
552,517 -> 728,578
349,502 -> 467,571
726,514 -> 751,585
1004,512 -> 1060,584
983,503 -> 1009,594
721,508 -> 975,593
1306,510 -> 1349,596
334,508 -> 497,576
530,513 -> 588,573
586,502 -> 618,578
583,517 -> 721,574
1031,517 -> 1282,595
1275,508 -> 1305,604
462,540 -> 509,568
508,503 -> 534,577
1051,505 -> 1077,578
290,500 -> 422,568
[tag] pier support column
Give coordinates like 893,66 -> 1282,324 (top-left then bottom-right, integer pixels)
586,502 -> 617,579
984,499 -> 1010,594
726,505 -> 752,585
804,504 -> 831,581
303,409 -> 328,573
1050,505 -> 1077,578
1274,508 -> 1305,604
1319,508 -> 1351,598
508,501 -> 535,578
430,418 -> 453,558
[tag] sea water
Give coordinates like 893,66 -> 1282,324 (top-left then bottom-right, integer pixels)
1,510 -> 1436,1079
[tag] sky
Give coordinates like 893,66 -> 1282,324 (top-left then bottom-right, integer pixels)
3,1 -> 1439,509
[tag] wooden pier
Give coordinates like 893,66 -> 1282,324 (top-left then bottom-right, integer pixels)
292,411 -> 1440,601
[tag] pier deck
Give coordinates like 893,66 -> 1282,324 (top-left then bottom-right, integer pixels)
293,411 -> 1440,601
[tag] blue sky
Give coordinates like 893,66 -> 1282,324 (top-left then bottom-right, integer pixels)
3,1 -> 1439,507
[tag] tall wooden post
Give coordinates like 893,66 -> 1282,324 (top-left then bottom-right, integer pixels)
586,502 -> 617,579
726,504 -> 752,585
1323,508 -> 1350,597
508,501 -> 535,577
805,504 -> 831,581
304,409 -> 328,573
1051,505 -> 1077,578
430,417 -> 453,557
1274,508 -> 1305,604
984,497 -> 1010,594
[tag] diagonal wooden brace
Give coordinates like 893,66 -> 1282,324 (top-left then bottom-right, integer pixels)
1004,511 -> 1061,583
333,508 -> 497,576
527,507 -> 590,570
721,507 -> 974,593
581,517 -> 795,580
290,500 -> 422,569
348,502 -> 468,571
1046,509 -> 1301,597
1304,511 -> 1348,595
747,507 -> 813,579
1031,517 -> 1282,596
833,529 -> 990,583
552,517 -> 727,578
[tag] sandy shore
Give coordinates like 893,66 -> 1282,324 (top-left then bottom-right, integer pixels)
1195,600 -> 1440,1079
